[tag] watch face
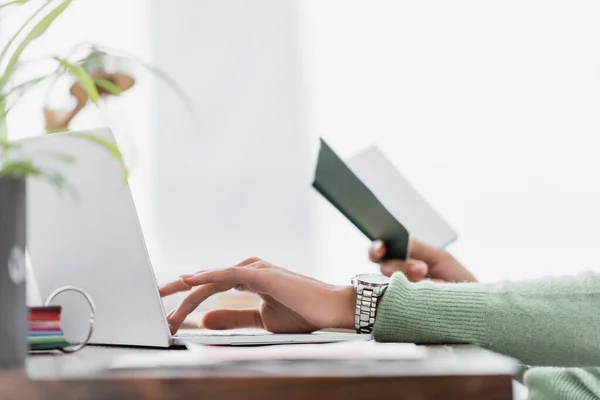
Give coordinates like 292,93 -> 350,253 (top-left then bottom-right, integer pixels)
354,273 -> 390,285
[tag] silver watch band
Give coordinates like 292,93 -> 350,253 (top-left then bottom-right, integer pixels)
354,285 -> 380,334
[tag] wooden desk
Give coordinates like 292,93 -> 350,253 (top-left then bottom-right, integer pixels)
0,345 -> 517,400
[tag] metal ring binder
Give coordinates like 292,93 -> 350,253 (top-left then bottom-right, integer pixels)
44,286 -> 96,353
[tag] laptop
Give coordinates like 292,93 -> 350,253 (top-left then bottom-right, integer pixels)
16,128 -> 365,347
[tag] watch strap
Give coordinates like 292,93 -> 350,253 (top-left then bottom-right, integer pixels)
354,284 -> 385,334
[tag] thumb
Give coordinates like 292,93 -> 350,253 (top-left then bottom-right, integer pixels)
368,240 -> 387,262
409,240 -> 447,265
200,308 -> 264,330
404,259 -> 429,282
380,259 -> 429,282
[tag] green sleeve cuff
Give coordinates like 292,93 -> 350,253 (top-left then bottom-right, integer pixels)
373,273 -> 488,345
374,272 -> 600,367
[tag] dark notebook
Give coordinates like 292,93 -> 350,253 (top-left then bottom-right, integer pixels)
312,138 -> 409,260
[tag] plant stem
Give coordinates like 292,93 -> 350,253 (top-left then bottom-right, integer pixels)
0,101 -> 8,165
0,101 -> 6,140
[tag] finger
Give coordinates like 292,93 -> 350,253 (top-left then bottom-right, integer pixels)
236,257 -> 321,284
182,266 -> 256,287
381,259 -> 429,282
368,240 -> 387,262
200,308 -> 263,330
168,283 -> 233,333
180,257 -> 264,283
379,259 -> 412,276
179,258 -> 261,282
405,259 -> 429,282
159,279 -> 192,297
409,240 -> 447,265
235,257 -> 262,267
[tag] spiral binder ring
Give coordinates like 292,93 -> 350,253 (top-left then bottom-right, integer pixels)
44,286 -> 96,353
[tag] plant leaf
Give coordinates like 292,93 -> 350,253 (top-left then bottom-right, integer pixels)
0,0 -> 30,11
7,56 -> 59,76
38,151 -> 76,164
0,0 -> 73,90
54,57 -> 99,105
0,73 -> 54,103
64,131 -> 122,158
0,160 -> 41,178
0,72 -> 58,122
0,140 -> 19,150
132,57 -> 199,130
65,131 -> 129,181
0,161 -> 78,199
38,169 -> 65,189
40,170 -> 79,200
91,46 -> 200,130
55,43 -> 201,132
93,77 -> 121,96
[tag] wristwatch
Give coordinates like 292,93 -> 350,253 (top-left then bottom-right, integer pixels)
351,273 -> 390,334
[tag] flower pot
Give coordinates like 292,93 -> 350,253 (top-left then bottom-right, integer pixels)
0,177 -> 27,370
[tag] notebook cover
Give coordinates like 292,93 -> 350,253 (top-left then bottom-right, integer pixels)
312,138 -> 409,260
347,146 -> 457,248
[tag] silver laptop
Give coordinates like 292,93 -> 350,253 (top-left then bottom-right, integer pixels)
17,128 -> 364,347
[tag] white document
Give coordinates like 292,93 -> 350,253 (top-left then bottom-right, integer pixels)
108,341 -> 426,370
347,146 -> 457,248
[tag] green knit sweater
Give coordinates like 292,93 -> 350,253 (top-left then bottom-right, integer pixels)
373,272 -> 600,400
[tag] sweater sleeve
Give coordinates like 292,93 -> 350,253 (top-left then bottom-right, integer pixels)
373,272 -> 600,367
524,367 -> 600,400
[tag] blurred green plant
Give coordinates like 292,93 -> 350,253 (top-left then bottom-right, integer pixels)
0,0 -> 196,184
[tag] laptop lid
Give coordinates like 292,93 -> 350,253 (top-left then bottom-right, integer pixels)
17,128 -> 172,347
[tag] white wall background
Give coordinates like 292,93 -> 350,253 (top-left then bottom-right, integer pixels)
302,0 -> 600,284
5,1 -> 600,302
148,0 -> 316,312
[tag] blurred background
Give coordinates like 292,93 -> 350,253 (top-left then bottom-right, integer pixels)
5,0 -> 600,311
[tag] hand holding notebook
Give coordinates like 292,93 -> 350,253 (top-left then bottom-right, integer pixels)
312,139 -> 410,260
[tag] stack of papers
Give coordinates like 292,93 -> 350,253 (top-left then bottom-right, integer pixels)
28,306 -> 69,351
109,341 -> 427,370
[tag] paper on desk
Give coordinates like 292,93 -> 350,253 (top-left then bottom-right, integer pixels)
187,341 -> 426,362
108,341 -> 426,370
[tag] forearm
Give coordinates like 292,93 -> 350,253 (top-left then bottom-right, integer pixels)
373,272 -> 600,366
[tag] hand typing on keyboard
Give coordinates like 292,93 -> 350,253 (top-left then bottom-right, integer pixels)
159,258 -> 356,335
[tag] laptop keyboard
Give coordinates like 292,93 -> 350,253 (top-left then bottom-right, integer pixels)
174,328 -> 273,338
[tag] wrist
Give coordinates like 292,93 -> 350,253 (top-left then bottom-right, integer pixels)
330,285 -> 357,330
